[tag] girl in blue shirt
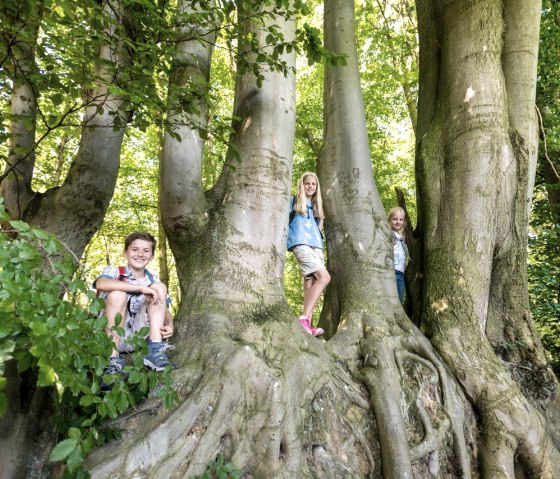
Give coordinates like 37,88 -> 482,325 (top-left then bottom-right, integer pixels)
287,172 -> 330,336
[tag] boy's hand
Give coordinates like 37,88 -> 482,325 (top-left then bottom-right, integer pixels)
160,324 -> 174,339
142,286 -> 165,305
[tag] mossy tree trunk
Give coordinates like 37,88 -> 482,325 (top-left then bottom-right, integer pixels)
415,0 -> 560,476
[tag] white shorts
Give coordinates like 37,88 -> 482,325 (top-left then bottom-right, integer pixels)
116,304 -> 150,353
292,245 -> 325,278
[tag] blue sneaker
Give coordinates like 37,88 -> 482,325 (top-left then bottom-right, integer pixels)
144,340 -> 175,372
100,355 -> 124,392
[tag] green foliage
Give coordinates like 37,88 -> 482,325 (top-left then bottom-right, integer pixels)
529,188 -> 560,374
196,454 -> 241,479
0,200 -> 178,476
531,0 -> 560,373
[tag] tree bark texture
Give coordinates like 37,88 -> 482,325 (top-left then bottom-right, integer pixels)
0,0 -> 42,219
415,0 -> 560,476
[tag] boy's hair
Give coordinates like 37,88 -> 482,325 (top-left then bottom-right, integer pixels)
124,231 -> 157,254
388,207 -> 407,231
294,172 -> 325,219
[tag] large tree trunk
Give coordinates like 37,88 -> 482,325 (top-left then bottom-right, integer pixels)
415,0 -> 560,476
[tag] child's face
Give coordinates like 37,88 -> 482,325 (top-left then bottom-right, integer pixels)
303,176 -> 317,198
390,213 -> 405,231
124,239 -> 154,270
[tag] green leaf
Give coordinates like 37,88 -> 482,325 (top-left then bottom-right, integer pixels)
66,443 -> 84,472
37,365 -> 56,386
68,427 -> 82,440
49,438 -> 78,462
79,395 -> 96,407
9,220 -> 31,232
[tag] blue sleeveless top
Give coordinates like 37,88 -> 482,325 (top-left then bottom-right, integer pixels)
287,197 -> 323,250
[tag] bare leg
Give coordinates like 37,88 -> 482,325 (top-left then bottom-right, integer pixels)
302,268 -> 331,319
104,291 -> 128,357
146,283 -> 167,342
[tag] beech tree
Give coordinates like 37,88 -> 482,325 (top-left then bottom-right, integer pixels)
84,1 -> 560,479
2,0 -> 559,478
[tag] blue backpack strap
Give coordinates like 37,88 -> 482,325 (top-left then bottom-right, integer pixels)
289,196 -> 296,223
144,268 -> 155,285
95,265 -> 126,296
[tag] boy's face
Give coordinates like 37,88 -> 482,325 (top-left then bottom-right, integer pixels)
124,239 -> 154,270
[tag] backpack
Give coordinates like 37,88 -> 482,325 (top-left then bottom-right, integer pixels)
289,197 -> 319,224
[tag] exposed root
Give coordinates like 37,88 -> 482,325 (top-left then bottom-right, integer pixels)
86,317 -> 331,478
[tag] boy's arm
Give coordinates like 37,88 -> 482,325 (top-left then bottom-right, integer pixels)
95,278 -> 164,303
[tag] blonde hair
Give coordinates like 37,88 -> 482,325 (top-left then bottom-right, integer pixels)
294,172 -> 325,219
388,207 -> 406,232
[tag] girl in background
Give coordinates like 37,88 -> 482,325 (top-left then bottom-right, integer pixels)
287,172 -> 330,336
388,207 -> 408,304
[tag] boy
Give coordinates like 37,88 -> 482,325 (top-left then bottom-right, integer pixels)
94,232 -> 174,391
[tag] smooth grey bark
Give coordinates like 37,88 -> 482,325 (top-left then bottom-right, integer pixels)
160,0 -> 216,229
416,0 -> 560,476
0,0 -> 42,219
162,0 -> 296,315
320,1 -> 472,477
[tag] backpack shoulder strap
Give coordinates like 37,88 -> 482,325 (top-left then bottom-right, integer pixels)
118,266 -> 127,281
144,268 -> 155,285
289,196 -> 296,224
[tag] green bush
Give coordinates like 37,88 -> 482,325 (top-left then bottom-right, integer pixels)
0,199 -> 178,477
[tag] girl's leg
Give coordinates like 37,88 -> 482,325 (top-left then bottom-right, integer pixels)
104,291 -> 128,356
302,268 -> 331,318
395,270 -> 405,304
